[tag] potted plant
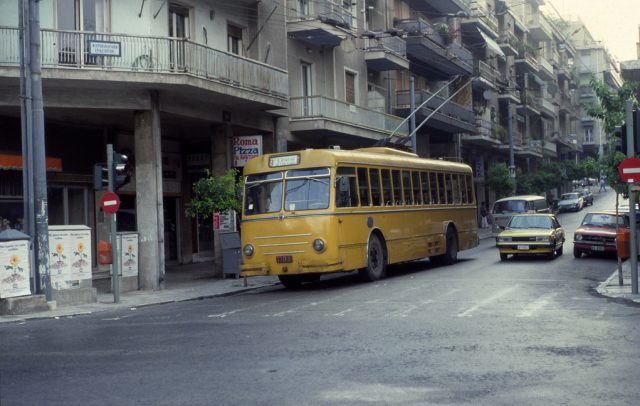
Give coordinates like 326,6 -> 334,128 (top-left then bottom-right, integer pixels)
435,24 -> 459,45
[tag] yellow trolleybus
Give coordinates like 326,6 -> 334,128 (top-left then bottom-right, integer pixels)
239,147 -> 478,288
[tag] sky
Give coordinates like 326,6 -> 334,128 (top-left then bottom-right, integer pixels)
542,0 -> 639,63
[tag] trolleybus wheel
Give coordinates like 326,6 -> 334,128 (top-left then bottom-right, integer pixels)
359,235 -> 386,282
278,275 -> 304,289
438,227 -> 458,266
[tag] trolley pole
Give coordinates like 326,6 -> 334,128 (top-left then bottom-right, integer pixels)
410,78 -> 416,153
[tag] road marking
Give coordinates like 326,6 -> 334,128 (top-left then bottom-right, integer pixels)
457,285 -> 519,317
517,293 -> 557,317
384,300 -> 434,317
270,288 -> 366,317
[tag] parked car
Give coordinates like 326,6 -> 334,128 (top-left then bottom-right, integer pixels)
577,189 -> 593,206
496,214 -> 565,260
491,195 -> 550,238
557,192 -> 583,212
573,211 -> 630,258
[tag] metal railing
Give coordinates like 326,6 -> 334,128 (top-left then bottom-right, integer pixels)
290,95 -> 409,136
365,36 -> 407,58
526,12 -> 552,37
516,49 -> 538,68
474,59 -> 499,85
499,29 -> 517,48
396,89 -> 474,124
0,27 -> 288,98
474,119 -> 493,137
287,0 -> 352,27
498,79 -> 520,101
469,2 -> 499,33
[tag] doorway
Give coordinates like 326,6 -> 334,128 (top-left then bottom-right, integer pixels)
163,196 -> 180,264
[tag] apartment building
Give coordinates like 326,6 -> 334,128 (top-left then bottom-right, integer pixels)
0,0 -> 616,290
620,25 -> 640,101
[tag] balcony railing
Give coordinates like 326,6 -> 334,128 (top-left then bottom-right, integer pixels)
290,95 -> 409,136
539,56 -> 553,74
365,35 -> 407,58
474,119 -> 493,137
0,27 -> 288,98
396,89 -> 474,125
516,49 -> 538,68
526,13 -> 552,36
469,2 -> 499,34
287,0 -> 352,27
474,60 -> 499,85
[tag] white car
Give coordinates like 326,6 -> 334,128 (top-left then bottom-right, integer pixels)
557,192 -> 584,212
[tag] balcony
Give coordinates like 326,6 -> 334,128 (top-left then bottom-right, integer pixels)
537,56 -> 554,81
514,49 -> 539,73
287,0 -> 353,46
538,96 -> 555,118
403,0 -> 469,16
517,91 -> 540,116
462,119 -> 503,146
400,19 -> 473,77
581,116 -> 596,126
555,66 -> 570,81
472,60 -> 500,91
496,126 -> 523,152
497,79 -> 520,105
364,35 -> 410,71
0,28 -> 288,110
461,2 -> 499,39
542,140 -> 557,157
395,89 -> 475,134
526,13 -> 553,41
289,96 -> 409,142
549,49 -> 561,68
517,140 -> 544,158
497,30 -> 518,56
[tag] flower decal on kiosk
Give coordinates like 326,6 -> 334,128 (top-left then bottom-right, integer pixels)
3,254 -> 25,283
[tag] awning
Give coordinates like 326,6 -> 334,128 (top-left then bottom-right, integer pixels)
531,73 -> 546,86
479,28 -> 506,62
0,155 -> 62,171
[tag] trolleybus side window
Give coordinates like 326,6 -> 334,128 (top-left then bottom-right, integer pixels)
244,172 -> 283,215
452,174 -> 461,204
460,175 -> 467,204
369,168 -> 382,206
421,172 -> 430,205
402,171 -> 413,206
412,171 -> 421,205
336,167 -> 359,208
381,169 -> 392,206
357,167 -> 371,207
437,172 -> 446,204
429,172 -> 438,205
392,170 -> 402,206
445,173 -> 453,204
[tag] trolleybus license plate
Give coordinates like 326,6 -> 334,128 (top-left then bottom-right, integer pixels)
517,245 -> 529,251
276,255 -> 293,263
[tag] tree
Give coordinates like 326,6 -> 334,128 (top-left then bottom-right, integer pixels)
485,163 -> 515,197
581,156 -> 599,179
564,160 -> 585,188
584,74 -> 639,197
515,168 -> 532,195
186,169 -> 243,219
530,162 -> 566,196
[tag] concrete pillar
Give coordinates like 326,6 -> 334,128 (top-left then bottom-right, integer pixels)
211,123 -> 232,275
134,91 -> 165,290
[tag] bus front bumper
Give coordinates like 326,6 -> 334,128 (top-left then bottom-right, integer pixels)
240,258 -> 344,277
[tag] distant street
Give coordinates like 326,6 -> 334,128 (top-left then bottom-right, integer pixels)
3,190 -> 640,406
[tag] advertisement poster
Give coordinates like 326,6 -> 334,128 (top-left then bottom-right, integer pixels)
49,231 -> 71,283
69,231 -> 92,280
213,211 -> 235,231
0,240 -> 31,298
120,233 -> 139,277
233,136 -> 262,167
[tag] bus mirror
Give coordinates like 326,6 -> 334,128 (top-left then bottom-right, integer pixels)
337,176 -> 349,192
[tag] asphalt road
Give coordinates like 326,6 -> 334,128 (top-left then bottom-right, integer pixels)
3,190 -> 640,406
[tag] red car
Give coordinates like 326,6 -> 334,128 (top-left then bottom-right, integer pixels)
573,211 -> 630,258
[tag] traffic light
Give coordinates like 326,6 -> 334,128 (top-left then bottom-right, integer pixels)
112,152 -> 131,189
93,163 -> 109,190
617,109 -> 640,154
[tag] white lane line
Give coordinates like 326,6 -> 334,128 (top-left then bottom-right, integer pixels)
270,288 -> 368,317
325,298 -> 382,317
457,285 -> 520,317
517,293 -> 557,318
384,300 -> 434,317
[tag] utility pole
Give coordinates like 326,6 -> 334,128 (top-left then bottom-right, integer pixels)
29,0 -> 51,301
625,100 -> 638,294
410,77 -> 416,153
507,98 -> 516,195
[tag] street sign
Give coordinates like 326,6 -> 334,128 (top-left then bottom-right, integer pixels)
619,157 -> 640,183
101,192 -> 120,214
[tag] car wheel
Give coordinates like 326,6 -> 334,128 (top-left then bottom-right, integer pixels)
573,246 -> 582,258
547,249 -> 555,260
500,252 -> 508,261
557,245 -> 563,256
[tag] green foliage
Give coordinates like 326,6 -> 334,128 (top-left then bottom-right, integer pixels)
585,74 -> 640,197
485,163 -> 515,197
564,160 -> 585,184
581,156 -> 599,178
515,169 -> 532,195
530,162 -> 567,195
186,169 -> 243,219
435,24 -> 459,45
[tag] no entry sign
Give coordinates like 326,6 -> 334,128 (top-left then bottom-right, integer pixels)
101,192 -> 120,214
619,157 -> 640,183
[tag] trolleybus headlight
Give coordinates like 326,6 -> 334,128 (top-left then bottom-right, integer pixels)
312,239 -> 325,253
576,234 -> 582,241
243,244 -> 254,257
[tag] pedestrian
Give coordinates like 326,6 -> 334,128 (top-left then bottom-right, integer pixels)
599,178 -> 606,193
480,202 -> 489,229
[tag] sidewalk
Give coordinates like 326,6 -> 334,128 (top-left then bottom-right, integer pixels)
0,263 -> 280,324
596,258 -> 640,304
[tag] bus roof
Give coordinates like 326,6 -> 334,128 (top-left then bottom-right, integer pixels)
243,147 -> 473,175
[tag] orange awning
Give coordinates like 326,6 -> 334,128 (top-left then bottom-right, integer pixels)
0,155 -> 62,171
